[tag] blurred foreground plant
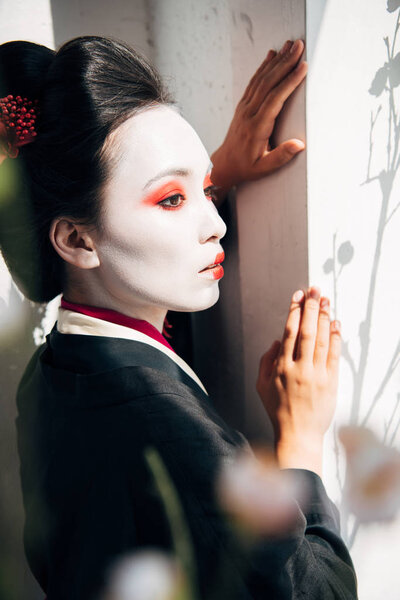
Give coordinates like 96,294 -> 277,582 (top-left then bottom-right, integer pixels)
103,550 -> 184,600
102,445 -> 314,600
216,447 -> 309,539
339,425 -> 400,522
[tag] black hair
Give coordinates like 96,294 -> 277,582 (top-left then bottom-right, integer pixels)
0,36 -> 173,302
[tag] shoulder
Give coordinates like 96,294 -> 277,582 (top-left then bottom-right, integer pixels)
17,330 -> 251,483
18,327 -> 208,407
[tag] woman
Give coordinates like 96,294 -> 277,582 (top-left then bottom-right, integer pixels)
0,36 -> 357,599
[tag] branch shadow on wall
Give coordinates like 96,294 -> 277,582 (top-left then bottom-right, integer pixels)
323,1 -> 400,547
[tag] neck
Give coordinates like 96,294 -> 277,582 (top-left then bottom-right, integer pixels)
63,289 -> 168,335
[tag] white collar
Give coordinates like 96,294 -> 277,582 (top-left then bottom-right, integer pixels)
56,308 -> 208,395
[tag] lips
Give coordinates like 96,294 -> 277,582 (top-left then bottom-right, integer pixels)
199,251 -> 225,273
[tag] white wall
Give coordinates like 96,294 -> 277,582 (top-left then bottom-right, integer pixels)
0,0 -> 54,48
306,1 -> 400,597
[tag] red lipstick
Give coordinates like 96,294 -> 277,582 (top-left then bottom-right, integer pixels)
198,251 -> 225,280
198,265 -> 224,280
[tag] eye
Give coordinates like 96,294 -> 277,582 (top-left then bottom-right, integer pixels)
204,185 -> 219,202
158,193 -> 185,209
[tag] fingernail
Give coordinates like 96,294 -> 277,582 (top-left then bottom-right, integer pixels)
333,320 -> 341,332
320,297 -> 329,310
293,289 -> 304,302
290,139 -> 305,153
294,60 -> 307,73
280,40 -> 292,54
308,286 -> 321,300
290,39 -> 301,54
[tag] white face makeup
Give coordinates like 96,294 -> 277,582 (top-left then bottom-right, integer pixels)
91,105 -> 227,319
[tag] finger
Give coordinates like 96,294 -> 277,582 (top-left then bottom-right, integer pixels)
245,42 -> 294,102
241,49 -> 278,105
259,340 -> 281,379
245,40 -> 305,116
327,320 -> 342,374
313,297 -> 331,366
296,286 -> 321,363
279,289 -> 305,363
241,43 -> 294,111
254,61 -> 308,133
253,139 -> 305,176
243,39 -> 296,102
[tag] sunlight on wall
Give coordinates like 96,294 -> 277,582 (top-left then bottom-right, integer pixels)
307,1 -> 400,597
0,0 -> 54,49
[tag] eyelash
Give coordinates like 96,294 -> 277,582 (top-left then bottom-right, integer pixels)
158,185 -> 219,209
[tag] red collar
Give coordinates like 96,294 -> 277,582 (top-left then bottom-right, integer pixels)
60,297 -> 175,353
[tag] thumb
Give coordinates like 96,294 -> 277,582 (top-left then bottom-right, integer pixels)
255,139 -> 305,176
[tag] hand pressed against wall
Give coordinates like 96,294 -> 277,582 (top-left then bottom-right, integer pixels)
210,39 -> 308,202
256,287 -> 342,477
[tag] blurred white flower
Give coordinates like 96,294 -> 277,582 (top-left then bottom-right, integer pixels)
216,447 -> 308,536
103,549 -> 182,600
0,260 -> 26,341
339,425 -> 400,522
33,294 -> 61,346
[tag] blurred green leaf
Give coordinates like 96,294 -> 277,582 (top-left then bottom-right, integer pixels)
144,446 -> 199,600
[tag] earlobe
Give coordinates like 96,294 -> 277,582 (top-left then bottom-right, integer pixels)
49,218 -> 100,269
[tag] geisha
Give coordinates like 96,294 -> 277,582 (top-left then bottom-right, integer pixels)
0,35 -> 357,599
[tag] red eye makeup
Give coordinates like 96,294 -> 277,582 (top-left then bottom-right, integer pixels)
142,180 -> 186,207
141,171 -> 216,210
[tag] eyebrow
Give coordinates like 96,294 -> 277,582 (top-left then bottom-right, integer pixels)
142,161 -> 213,191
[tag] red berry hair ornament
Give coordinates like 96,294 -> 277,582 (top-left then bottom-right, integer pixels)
0,94 -> 39,165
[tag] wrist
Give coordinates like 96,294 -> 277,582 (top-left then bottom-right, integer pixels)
275,435 -> 324,477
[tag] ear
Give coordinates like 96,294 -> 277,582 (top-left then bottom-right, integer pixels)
49,218 -> 100,269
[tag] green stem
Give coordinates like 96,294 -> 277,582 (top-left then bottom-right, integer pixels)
144,446 -> 199,600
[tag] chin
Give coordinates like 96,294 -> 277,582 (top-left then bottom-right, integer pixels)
169,284 -> 220,313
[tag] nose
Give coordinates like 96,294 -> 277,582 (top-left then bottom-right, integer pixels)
198,196 -> 227,244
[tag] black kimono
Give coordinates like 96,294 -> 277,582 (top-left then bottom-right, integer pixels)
16,309 -> 358,600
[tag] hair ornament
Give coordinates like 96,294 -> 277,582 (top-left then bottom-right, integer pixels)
0,94 -> 39,163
